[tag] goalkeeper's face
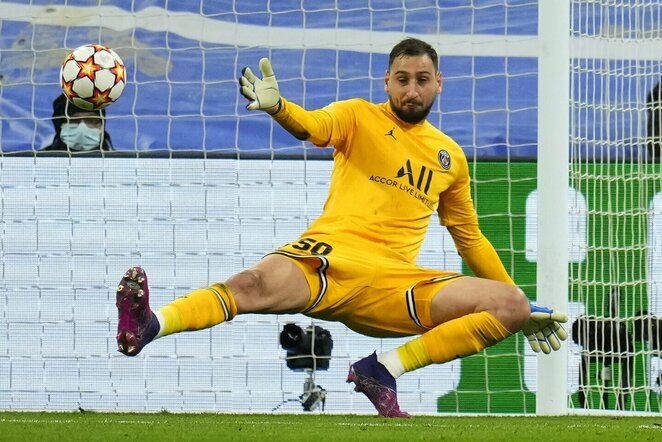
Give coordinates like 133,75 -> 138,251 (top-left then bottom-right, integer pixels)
385,54 -> 442,124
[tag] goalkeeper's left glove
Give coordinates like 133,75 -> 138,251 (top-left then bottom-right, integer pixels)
521,303 -> 568,354
239,58 -> 282,114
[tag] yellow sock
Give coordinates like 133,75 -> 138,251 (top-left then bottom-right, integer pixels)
395,335 -> 431,373
394,311 -> 511,374
157,283 -> 237,337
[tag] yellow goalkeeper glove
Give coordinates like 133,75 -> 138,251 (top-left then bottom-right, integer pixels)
240,58 -> 281,114
522,303 -> 568,354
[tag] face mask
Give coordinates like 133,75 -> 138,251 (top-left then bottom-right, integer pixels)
60,122 -> 102,151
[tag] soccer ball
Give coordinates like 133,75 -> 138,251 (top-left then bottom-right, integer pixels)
60,44 -> 126,111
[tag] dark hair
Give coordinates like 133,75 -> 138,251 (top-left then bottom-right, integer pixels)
388,38 -> 439,72
43,94 -> 113,151
51,93 -> 105,130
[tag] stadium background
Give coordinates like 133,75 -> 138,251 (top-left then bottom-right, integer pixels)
1,0 -> 648,161
1,0 -> 661,413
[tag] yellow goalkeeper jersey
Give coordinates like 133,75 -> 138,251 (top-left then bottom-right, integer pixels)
273,97 -> 512,284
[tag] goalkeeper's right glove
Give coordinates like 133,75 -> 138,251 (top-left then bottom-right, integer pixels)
521,303 -> 568,354
239,58 -> 282,114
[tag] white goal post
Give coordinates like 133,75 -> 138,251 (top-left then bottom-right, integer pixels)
537,0 -> 569,416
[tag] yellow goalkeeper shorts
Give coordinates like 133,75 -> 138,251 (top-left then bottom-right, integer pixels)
270,235 -> 464,338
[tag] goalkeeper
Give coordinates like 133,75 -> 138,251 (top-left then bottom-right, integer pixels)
116,37 -> 567,417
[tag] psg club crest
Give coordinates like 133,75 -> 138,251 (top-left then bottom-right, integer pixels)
438,150 -> 451,170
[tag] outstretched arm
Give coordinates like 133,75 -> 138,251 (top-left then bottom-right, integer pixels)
239,57 -> 336,146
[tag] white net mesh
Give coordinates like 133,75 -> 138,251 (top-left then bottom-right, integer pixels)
568,0 -> 662,412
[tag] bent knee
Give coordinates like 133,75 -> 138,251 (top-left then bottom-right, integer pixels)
494,286 -> 530,332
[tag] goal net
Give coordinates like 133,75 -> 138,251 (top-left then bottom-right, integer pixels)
0,0 -> 660,414
567,0 -> 662,413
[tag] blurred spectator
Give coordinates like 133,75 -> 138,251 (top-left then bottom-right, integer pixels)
646,76 -> 661,161
42,94 -> 113,151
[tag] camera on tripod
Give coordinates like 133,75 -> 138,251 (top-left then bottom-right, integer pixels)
280,322 -> 333,371
277,322 -> 333,412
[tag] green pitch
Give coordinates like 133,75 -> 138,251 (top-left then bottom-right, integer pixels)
1,412 -> 661,441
